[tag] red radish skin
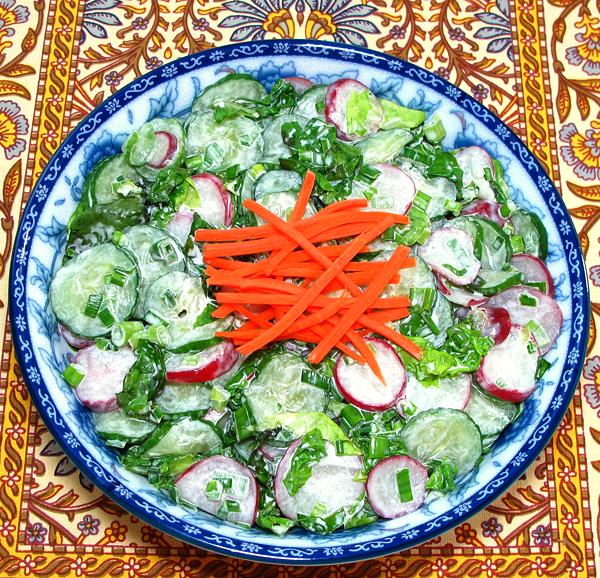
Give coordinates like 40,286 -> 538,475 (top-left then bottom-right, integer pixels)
420,228 -> 481,286
73,345 -> 136,412
175,456 -> 259,526
59,324 -> 93,349
366,455 -> 428,519
476,324 -> 540,402
471,306 -> 512,345
487,286 -> 562,354
334,337 -> 406,411
462,200 -> 507,227
190,174 -> 233,228
510,254 -> 555,297
325,79 -> 383,142
166,341 -> 239,383
148,131 -> 178,169
274,439 -> 364,520
283,76 -> 313,94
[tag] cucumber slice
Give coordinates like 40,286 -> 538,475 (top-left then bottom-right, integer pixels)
93,409 -> 156,448
143,271 -> 229,352
155,383 -> 212,415
140,417 -> 222,458
464,384 -> 519,441
510,209 -> 548,260
468,268 -> 523,296
82,155 -> 142,207
256,191 -> 316,224
398,374 -> 471,417
118,225 -> 186,318
294,84 -> 327,119
192,73 -> 267,112
262,114 -> 308,161
356,128 -> 413,164
244,352 -> 328,430
50,244 -> 139,338
253,170 -> 303,200
185,110 -> 263,172
399,408 -> 483,476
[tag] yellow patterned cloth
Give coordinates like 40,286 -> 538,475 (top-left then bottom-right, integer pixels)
0,0 -> 598,575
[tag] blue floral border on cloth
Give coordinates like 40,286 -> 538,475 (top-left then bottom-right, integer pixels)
9,40 -> 589,564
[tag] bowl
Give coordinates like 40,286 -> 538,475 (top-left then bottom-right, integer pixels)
9,39 -> 589,564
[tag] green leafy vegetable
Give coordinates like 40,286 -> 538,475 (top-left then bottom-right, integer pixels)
425,459 -> 458,494
283,428 -> 327,496
255,489 -> 296,536
117,340 -> 166,417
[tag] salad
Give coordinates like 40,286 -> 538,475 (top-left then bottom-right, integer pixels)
50,73 -> 562,534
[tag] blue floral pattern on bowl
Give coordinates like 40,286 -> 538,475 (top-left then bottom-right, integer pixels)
9,40 -> 589,565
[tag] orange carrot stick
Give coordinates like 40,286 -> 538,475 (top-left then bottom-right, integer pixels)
308,245 -> 410,364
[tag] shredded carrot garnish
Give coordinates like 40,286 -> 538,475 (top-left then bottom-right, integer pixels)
196,170 -> 422,382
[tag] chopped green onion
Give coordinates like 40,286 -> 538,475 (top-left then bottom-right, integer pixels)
527,340 -> 537,354
443,264 -> 467,277
500,202 -> 513,218
204,142 -> 224,168
396,468 -> 414,503
413,191 -> 431,211
421,311 -> 441,335
536,358 -> 551,380
95,337 -> 117,351
150,239 -> 179,265
98,308 -> 116,327
112,231 -> 126,246
63,363 -> 85,387
423,114 -> 446,143
510,235 -> 525,254
443,198 -> 462,216
409,287 -> 436,311
111,320 -> 144,347
205,479 -> 223,501
519,293 -> 538,307
108,267 -> 131,287
131,325 -> 171,348
112,176 -> 142,198
145,308 -> 170,326
525,319 -> 548,349
210,384 -> 230,411
84,294 -> 103,318
355,164 -> 381,185
368,435 -> 391,459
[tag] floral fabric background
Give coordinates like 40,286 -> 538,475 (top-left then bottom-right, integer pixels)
0,0 -> 598,576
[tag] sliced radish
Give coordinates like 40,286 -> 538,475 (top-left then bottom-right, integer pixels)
274,439 -> 364,520
166,209 -> 194,246
148,131 -> 179,169
510,254 -> 554,297
366,455 -> 428,519
283,76 -> 313,94
419,227 -> 481,286
166,341 -> 239,383
469,306 -> 511,345
259,444 -> 287,462
334,337 -> 406,411
487,286 -> 562,353
190,173 -> 233,228
175,456 -> 258,526
59,324 -> 93,349
462,200 -> 506,227
476,324 -> 540,402
203,408 -> 227,424
73,345 -> 136,412
453,146 -> 495,200
435,272 -> 487,307
397,373 -> 471,417
355,164 -> 415,215
325,79 -> 384,141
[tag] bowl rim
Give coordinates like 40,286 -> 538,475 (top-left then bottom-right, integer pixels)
8,38 -> 590,564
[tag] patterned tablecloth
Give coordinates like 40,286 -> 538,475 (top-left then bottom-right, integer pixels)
0,0 -> 598,576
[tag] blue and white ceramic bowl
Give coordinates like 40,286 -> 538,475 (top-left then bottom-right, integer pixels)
9,40 -> 589,564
